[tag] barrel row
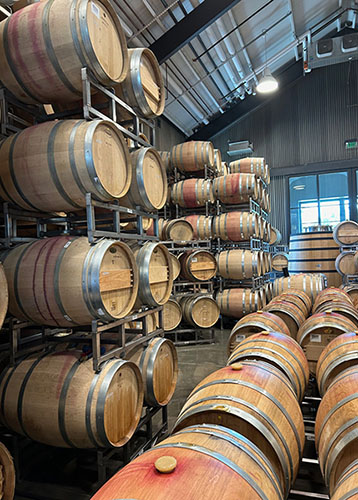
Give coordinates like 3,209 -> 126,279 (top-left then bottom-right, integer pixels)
161,295 -> 220,331
217,249 -> 272,279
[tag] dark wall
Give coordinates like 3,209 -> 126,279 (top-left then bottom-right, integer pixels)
210,61 -> 358,170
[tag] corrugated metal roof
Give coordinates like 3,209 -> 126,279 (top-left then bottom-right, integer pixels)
114,0 -> 344,136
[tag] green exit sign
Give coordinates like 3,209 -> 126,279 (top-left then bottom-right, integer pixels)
345,139 -> 358,150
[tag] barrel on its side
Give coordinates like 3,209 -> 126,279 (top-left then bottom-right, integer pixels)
171,179 -> 214,208
0,351 -> 143,448
0,442 -> 15,500
270,227 -> 282,245
335,251 -> 357,276
171,141 -> 214,172
288,232 -> 341,288
263,300 -> 306,339
333,220 -> 358,246
0,0 -> 129,104
273,274 -> 325,302
330,461 -> 358,500
213,173 -> 257,204
163,219 -> 193,242
217,249 -> 261,279
229,157 -> 265,178
212,212 -> 259,241
163,298 -> 182,331
180,295 -> 220,328
91,424 -> 283,500
313,288 -> 353,313
179,250 -> 217,282
184,215 -> 213,240
216,288 -> 262,319
272,253 -> 289,272
0,120 -> 131,212
2,236 -> 138,326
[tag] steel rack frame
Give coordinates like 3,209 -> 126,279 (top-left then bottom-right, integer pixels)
0,88 -> 39,138
3,306 -> 164,372
212,237 -> 263,253
160,239 -> 211,252
270,244 -> 289,254
165,327 -> 215,346
172,280 -> 214,295
217,275 -> 269,292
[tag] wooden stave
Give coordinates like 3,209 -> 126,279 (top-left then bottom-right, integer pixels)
212,212 -> 259,241
183,215 -> 213,240
212,173 -> 258,205
217,249 -> 262,280
171,179 -> 214,208
216,288 -> 262,319
120,48 -> 165,119
180,295 -> 220,328
330,460 -> 358,500
316,332 -> 358,395
162,298 -> 182,331
171,141 -> 215,172
0,441 -> 15,500
119,148 -> 167,212
0,0 -> 129,104
342,284 -> 358,308
138,337 -> 178,407
312,302 -> 358,326
273,274 -> 325,302
312,288 -> 354,314
173,362 -> 305,496
0,119 -> 131,212
268,294 -> 309,318
227,331 -> 309,402
229,157 -> 265,178
179,250 -> 217,282
270,227 -> 282,245
90,423 -> 283,500
0,264 -> 8,332
169,253 -> 181,280
1,236 -> 138,326
297,312 -> 357,348
0,350 -> 144,448
263,301 -> 306,339
158,151 -> 171,172
315,366 -> 358,494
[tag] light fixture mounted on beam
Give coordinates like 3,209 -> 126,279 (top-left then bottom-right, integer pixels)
256,67 -> 279,93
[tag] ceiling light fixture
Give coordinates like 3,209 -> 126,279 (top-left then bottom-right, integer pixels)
257,67 -> 279,93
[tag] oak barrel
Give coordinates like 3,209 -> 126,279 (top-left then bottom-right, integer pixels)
213,148 -> 222,173
218,161 -> 229,176
297,312 -> 357,374
0,264 -> 8,331
0,120 -> 131,212
2,236 -> 138,326
263,300 -> 306,339
158,151 -> 171,172
227,331 -> 309,402
335,251 -> 357,276
180,295 -> 220,328
288,232 -> 341,288
0,442 -> 15,500
0,350 -> 143,448
179,250 -> 217,282
90,424 -> 283,500
314,288 -> 353,313
173,362 -> 305,495
333,220 -> 358,246
212,173 -> 257,204
0,0 -> 128,104
272,253 -> 289,272
129,242 -> 173,307
315,366 -> 358,493
183,215 -> 213,239
316,332 -> 358,395
163,219 -> 193,242
171,179 -> 214,208
120,48 -> 165,119
342,284 -> 358,308
273,274 -> 325,301
216,288 -> 262,319
313,301 -> 358,326
227,311 -> 291,354
162,298 -> 182,331
229,157 -> 265,179
134,337 -> 178,407
331,461 -> 358,500
119,148 -> 167,212
212,212 -> 259,241
217,249 -> 262,279
169,253 -> 181,280
270,227 -> 282,245
171,141 -> 214,172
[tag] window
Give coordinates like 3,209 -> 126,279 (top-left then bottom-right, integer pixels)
289,172 -> 349,234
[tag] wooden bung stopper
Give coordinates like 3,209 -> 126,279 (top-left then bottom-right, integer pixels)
231,363 -> 243,371
261,331 -> 270,336
155,456 -> 177,473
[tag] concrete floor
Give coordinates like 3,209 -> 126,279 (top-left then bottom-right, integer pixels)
166,328 -> 230,432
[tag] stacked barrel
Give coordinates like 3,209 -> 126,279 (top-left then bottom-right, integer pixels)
334,220 -> 358,278
0,0 -> 179,474
91,327 -> 307,500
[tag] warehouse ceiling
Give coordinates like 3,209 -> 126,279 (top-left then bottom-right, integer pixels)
114,0 -> 356,137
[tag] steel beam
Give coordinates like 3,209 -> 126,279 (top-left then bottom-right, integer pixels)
149,0 -> 243,64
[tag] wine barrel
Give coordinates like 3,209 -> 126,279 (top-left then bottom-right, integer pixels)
297,312 -> 357,375
0,264 -> 8,331
2,236 -> 138,326
216,288 -> 262,319
183,215 -> 213,240
315,366 -> 358,493
0,350 -> 143,448
130,242 -> 173,307
227,311 -> 291,354
162,298 -> 182,331
270,227 -> 282,245
313,288 -> 355,311
259,286 -> 267,309
268,293 -> 310,318
134,337 -> 178,407
331,461 -> 358,500
288,232 -> 341,288
119,148 -> 167,212
229,157 -> 265,179
0,120 -> 131,212
0,442 -> 15,500
273,274 -> 325,301
263,301 -> 306,339
272,253 -> 289,272
171,179 -> 214,208
173,362 -> 305,495
163,219 -> 193,242
179,250 -> 217,282
126,312 -> 159,334
90,424 -> 283,500
217,249 -> 262,279
169,253 -> 180,280
264,281 -> 274,302
336,251 -> 357,276
333,220 -> 358,246
120,48 -> 164,119
212,173 -> 257,204
212,212 -> 259,241
213,149 -> 222,173
0,0 -> 128,104
342,284 -> 358,308
180,295 -> 220,328
218,161 -> 229,176
158,151 -> 171,172
316,332 -> 358,395
313,301 -> 358,326
171,141 -> 214,172
227,331 -> 309,402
